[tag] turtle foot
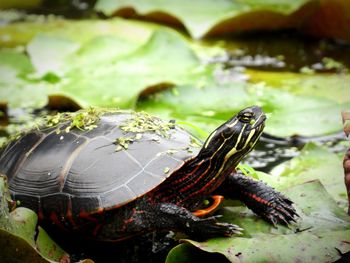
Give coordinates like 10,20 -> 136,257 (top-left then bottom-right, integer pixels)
260,193 -> 299,226
218,172 -> 299,226
189,216 -> 243,240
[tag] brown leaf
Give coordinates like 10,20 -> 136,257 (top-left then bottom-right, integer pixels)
344,148 -> 350,215
342,110 -> 350,137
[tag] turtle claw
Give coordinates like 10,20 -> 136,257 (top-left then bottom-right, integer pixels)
215,222 -> 243,236
260,195 -> 299,226
190,217 -> 243,239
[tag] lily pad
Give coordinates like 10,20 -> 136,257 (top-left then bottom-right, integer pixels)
302,0 -> 350,42
137,80 -> 349,137
268,142 -> 348,209
0,18 -> 157,48
41,29 -> 208,108
95,0 -> 313,39
250,84 -> 350,137
1,25 -> 211,109
166,243 -> 229,263
0,50 -> 48,108
167,180 -> 350,263
0,18 -> 169,109
27,34 -> 80,76
1,16 -> 348,137
247,70 -> 350,104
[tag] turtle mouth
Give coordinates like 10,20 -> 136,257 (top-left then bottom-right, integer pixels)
249,113 -> 266,131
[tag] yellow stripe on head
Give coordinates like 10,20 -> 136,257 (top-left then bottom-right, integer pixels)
204,130 -> 217,149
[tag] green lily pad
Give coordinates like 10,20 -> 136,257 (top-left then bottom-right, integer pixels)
0,18 -> 157,48
0,50 -> 48,108
27,34 -> 80,76
2,26 -> 210,109
267,143 -> 348,209
167,180 -> 350,263
137,80 -> 349,137
248,70 -> 350,104
73,35 -> 140,65
249,84 -> 350,137
95,0 -> 313,39
47,29 -> 209,108
0,16 -> 347,138
0,18 -> 166,109
166,243 -> 229,263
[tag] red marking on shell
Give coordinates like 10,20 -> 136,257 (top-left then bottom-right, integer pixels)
38,209 -> 44,221
78,210 -> 98,224
92,224 -> 102,237
66,198 -> 76,227
50,212 -> 65,230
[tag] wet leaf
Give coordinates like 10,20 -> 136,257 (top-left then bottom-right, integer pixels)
41,29 -> 208,108
0,50 -> 48,108
343,110 -> 350,137
27,34 -> 80,76
95,0 -> 313,39
344,147 -> 350,215
1,21 -> 210,108
1,17 -> 347,137
248,70 -> 350,104
168,181 -> 350,262
302,0 -> 350,42
0,18 -> 156,48
137,80 -> 349,137
268,143 -> 347,208
166,243 -> 229,263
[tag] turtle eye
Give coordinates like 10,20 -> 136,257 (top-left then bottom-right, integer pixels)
239,112 -> 254,123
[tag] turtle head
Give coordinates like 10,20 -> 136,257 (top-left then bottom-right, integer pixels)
201,106 -> 266,169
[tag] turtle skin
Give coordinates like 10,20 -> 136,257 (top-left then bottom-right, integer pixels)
0,108 -> 298,241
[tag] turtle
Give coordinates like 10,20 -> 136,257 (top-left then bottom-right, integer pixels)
0,106 -> 297,241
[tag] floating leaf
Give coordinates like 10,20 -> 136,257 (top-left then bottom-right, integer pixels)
166,243 -> 229,263
0,18 -> 157,48
137,80 -> 349,137
248,70 -> 350,104
95,0 -> 313,39
27,34 -> 80,76
0,50 -> 48,108
168,181 -> 350,262
302,0 -> 350,42
268,142 -> 348,209
52,29 -> 208,108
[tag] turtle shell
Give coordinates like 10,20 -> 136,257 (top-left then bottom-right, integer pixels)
0,110 -> 200,218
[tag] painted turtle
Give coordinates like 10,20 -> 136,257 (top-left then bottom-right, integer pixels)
0,106 -> 297,241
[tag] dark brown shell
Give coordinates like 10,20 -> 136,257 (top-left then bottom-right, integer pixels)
0,111 -> 199,216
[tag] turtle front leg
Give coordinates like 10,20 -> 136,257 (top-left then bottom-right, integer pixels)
97,201 -> 242,241
216,171 -> 298,225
